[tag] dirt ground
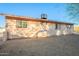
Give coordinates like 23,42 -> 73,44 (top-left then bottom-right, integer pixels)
0,34 -> 79,56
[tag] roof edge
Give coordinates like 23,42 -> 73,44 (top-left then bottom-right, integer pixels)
0,13 -> 74,25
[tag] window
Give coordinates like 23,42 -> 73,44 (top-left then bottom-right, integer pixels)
16,20 -> 27,28
22,21 -> 27,28
16,20 -> 22,28
66,25 -> 72,29
55,24 -> 58,29
55,24 -> 61,30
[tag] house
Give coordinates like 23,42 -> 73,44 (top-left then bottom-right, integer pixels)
74,25 -> 79,33
0,13 -> 74,39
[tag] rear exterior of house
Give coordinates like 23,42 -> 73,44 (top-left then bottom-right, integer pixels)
3,14 -> 74,39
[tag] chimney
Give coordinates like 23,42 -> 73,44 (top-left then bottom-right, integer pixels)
41,14 -> 47,19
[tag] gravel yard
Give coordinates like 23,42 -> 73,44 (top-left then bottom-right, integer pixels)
0,34 -> 79,56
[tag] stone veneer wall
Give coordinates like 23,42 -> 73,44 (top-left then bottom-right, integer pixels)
6,18 -> 50,39
6,17 -> 74,39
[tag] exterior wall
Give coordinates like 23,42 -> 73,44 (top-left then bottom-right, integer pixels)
47,24 -> 74,36
6,18 -> 49,39
74,25 -> 79,32
6,17 -> 74,39
47,23 -> 56,36
0,28 -> 7,42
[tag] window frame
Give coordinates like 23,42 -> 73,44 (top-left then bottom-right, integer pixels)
16,20 -> 27,28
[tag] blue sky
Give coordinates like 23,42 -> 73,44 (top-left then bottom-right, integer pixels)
0,3 -> 78,27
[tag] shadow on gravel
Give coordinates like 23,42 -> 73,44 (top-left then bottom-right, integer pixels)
0,34 -> 79,56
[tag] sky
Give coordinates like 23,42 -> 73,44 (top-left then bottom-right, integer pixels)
0,3 -> 78,27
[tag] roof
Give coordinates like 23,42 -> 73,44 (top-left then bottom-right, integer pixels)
0,13 -> 74,25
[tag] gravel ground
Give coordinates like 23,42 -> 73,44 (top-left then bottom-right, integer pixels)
0,34 -> 79,56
